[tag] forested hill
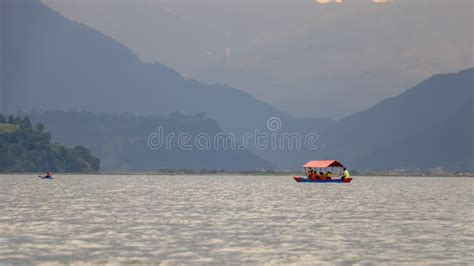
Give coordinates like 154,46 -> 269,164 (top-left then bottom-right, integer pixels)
29,111 -> 274,171
0,114 -> 100,173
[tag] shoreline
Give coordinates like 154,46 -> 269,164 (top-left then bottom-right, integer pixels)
1,171 -> 473,177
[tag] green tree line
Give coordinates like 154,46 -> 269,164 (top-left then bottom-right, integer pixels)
0,114 -> 100,173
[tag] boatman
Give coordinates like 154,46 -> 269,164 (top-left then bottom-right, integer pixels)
342,168 -> 350,180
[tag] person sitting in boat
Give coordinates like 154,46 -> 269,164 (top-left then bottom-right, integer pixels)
342,168 -> 350,180
40,171 -> 53,179
310,170 -> 318,180
307,168 -> 313,178
326,171 -> 332,180
319,171 -> 325,180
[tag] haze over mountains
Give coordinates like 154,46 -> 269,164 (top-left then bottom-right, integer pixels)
28,111 -> 274,171
323,68 -> 473,171
42,0 -> 474,118
1,0 -> 330,170
1,0 -> 472,172
1,0 -> 328,137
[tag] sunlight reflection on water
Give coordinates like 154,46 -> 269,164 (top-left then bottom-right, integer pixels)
0,175 -> 472,264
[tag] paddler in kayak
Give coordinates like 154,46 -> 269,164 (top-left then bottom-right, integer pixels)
40,172 -> 53,179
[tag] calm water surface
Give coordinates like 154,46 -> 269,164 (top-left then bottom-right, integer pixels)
0,175 -> 472,265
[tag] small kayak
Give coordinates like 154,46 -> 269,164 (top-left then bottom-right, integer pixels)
40,176 -> 53,179
293,176 -> 352,183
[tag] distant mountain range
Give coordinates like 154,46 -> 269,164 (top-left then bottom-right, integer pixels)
1,0 -> 472,172
28,111 -> 274,171
322,68 -> 473,171
0,0 -> 329,137
0,0 -> 331,169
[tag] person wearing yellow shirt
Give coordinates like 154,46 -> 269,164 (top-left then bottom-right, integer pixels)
342,168 -> 351,180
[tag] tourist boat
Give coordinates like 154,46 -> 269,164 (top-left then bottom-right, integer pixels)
293,160 -> 352,183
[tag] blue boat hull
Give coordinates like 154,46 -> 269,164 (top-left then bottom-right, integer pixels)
293,176 -> 352,183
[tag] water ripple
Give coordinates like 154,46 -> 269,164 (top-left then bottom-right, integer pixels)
0,175 -> 472,264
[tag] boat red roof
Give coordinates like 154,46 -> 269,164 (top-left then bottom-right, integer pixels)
303,160 -> 344,168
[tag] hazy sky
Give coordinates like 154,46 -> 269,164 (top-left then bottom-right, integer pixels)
42,0 -> 473,118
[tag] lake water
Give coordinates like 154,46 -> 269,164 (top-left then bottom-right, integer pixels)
0,175 -> 472,265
